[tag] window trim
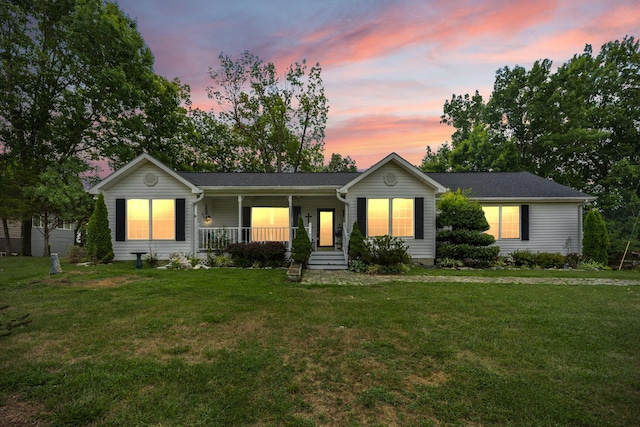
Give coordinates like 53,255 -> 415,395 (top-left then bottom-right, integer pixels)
482,205 -> 521,240
122,198 -> 179,241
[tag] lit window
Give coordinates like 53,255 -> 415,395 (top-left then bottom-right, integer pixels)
482,206 -> 520,240
127,199 -> 149,240
152,200 -> 175,240
367,198 -> 414,238
251,207 -> 289,241
367,199 -> 389,237
127,199 -> 175,240
392,198 -> 414,237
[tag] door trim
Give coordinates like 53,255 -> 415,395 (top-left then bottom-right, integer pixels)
317,208 -> 335,248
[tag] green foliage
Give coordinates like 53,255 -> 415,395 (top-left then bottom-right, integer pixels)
436,190 -> 490,231
583,209 -> 609,264
86,193 -> 113,264
432,36 -> 640,261
291,216 -> 312,265
226,242 -> 286,268
208,51 -> 328,172
66,245 -> 86,264
324,153 -> 358,172
348,222 -> 367,261
511,250 -> 566,269
436,190 -> 497,267
366,235 -> 411,266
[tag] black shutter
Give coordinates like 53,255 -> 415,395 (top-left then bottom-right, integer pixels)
415,197 -> 424,239
242,206 -> 251,242
521,204 -> 529,241
292,206 -> 301,227
175,199 -> 186,241
357,198 -> 366,236
115,199 -> 126,241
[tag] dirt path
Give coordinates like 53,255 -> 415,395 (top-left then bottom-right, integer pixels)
301,269 -> 640,287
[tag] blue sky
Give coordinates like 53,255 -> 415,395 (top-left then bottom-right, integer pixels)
115,0 -> 640,168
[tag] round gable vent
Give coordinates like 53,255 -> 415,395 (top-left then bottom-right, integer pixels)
384,172 -> 398,186
143,172 -> 158,187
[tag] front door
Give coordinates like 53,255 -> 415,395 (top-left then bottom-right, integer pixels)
317,209 -> 335,248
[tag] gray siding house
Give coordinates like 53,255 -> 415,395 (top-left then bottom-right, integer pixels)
89,152 -> 595,267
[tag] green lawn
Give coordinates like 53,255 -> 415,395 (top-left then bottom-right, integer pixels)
1,257 -> 639,426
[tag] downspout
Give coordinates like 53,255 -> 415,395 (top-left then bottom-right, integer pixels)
192,191 -> 205,256
335,189 -> 349,262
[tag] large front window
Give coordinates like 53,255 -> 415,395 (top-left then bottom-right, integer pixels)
251,207 -> 289,241
482,206 -> 520,240
367,198 -> 414,237
127,199 -> 175,240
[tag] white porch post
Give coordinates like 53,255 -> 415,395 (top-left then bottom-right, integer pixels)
238,195 -> 243,243
288,195 -> 293,250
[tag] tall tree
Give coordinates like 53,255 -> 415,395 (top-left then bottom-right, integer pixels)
207,51 -> 328,172
324,153 -> 358,172
430,36 -> 640,259
0,0 -> 190,254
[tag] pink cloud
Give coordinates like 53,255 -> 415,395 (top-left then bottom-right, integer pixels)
325,114 -> 452,168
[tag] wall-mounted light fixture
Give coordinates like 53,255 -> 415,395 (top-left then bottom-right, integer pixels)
202,203 -> 211,222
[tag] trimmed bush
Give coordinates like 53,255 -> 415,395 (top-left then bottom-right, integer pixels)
583,209 -> 609,265
291,216 -> 312,266
226,242 -> 286,268
511,250 -> 566,269
436,190 -> 498,267
366,235 -> 410,266
348,221 -> 367,261
86,193 -> 113,263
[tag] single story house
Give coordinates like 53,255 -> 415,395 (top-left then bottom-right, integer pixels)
88,152 -> 595,268
1,219 -> 76,256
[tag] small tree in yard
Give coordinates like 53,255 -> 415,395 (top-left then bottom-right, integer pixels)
291,216 -> 312,266
86,193 -> 113,263
348,222 -> 367,261
583,209 -> 609,265
436,190 -> 499,267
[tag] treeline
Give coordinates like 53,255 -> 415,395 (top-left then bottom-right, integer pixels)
422,36 -> 640,260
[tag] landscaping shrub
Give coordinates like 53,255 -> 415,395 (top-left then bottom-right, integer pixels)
291,216 -> 312,266
366,235 -> 410,266
66,245 -> 86,263
226,242 -> 286,268
86,193 -> 113,263
512,250 -> 566,268
565,252 -> 582,269
348,221 -> 367,261
583,209 -> 609,265
436,190 -> 498,267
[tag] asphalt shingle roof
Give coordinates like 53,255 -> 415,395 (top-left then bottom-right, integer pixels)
177,172 -> 362,187
426,172 -> 593,199
177,170 -> 592,199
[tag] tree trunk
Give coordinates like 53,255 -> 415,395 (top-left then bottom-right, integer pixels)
20,219 -> 32,256
2,218 -> 11,255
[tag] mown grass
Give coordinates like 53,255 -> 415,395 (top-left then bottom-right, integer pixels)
1,256 -> 639,426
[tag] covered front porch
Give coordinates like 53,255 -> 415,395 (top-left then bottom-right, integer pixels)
195,194 -> 348,255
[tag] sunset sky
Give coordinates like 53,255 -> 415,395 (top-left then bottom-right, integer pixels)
115,0 -> 640,169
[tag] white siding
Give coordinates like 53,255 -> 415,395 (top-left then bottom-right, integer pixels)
101,163 -> 197,261
344,162 -> 438,261
487,202 -> 583,255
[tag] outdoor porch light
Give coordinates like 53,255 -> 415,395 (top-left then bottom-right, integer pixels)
202,203 -> 211,222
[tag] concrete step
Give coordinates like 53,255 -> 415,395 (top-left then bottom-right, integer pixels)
308,251 -> 347,270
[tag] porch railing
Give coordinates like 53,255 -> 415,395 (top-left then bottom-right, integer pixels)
198,225 -> 312,252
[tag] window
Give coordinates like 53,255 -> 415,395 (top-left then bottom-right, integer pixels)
32,217 -> 72,230
367,198 -> 413,237
127,199 -> 175,240
251,207 -> 289,241
482,205 -> 520,239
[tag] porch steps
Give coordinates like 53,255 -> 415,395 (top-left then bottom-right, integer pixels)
308,251 -> 348,270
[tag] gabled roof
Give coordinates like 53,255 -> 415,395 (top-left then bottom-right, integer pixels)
88,153 -> 202,195
427,171 -> 595,201
338,152 -> 447,194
